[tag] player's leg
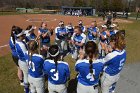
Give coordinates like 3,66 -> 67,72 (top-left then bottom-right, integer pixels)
17,67 -> 24,85
109,82 -> 117,93
55,84 -> 67,93
89,86 -> 98,93
48,81 -> 56,93
35,77 -> 45,93
28,75 -> 36,93
101,73 -> 119,93
12,55 -> 24,85
18,60 -> 29,93
77,82 -> 88,93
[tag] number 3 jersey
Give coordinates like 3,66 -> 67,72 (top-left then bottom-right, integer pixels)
102,49 -> 126,76
43,60 -> 70,84
25,52 -> 44,78
75,59 -> 104,86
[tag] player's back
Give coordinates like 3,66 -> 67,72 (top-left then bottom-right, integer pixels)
103,49 -> 126,76
43,60 -> 70,84
25,53 -> 44,78
15,40 -> 27,61
75,59 -> 104,86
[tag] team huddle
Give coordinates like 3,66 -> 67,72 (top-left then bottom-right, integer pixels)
9,19 -> 126,93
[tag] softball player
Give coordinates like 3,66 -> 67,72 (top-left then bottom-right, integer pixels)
38,22 -> 52,57
78,20 -> 86,33
101,31 -> 126,93
87,21 -> 98,43
66,23 -> 74,53
25,40 -> 45,93
25,25 -> 37,43
55,21 -> 68,59
75,41 -> 104,93
15,28 -> 29,93
109,24 -> 116,37
9,26 -> 23,85
69,26 -> 86,60
43,45 -> 70,93
98,25 -> 108,58
66,22 -> 74,39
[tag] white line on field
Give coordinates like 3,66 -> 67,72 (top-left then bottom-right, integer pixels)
0,44 -> 9,49
26,18 -> 57,23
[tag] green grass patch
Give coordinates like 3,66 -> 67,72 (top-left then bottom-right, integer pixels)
119,20 -> 140,63
0,54 -> 24,93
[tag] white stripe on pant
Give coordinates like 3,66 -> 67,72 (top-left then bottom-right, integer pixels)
101,72 -> 120,93
77,82 -> 98,93
48,81 -> 67,93
18,60 -> 28,85
28,75 -> 45,93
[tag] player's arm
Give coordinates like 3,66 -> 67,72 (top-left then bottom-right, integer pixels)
92,30 -> 97,36
101,53 -> 114,65
75,34 -> 86,47
100,33 -> 107,40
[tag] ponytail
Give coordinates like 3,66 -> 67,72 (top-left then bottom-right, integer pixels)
11,26 -> 16,45
89,53 -> 95,78
48,45 -> 60,73
54,56 -> 58,72
12,32 -> 16,45
85,41 -> 98,78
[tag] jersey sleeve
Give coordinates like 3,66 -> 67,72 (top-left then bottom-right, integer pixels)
81,34 -> 86,43
43,61 -> 49,75
65,64 -> 70,79
75,60 -> 81,72
55,27 -> 58,34
83,26 -> 86,32
71,33 -> 75,40
102,52 -> 115,65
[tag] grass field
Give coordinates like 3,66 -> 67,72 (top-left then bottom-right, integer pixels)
0,19 -> 140,93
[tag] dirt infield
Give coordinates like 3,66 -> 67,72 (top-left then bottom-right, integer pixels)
0,14 -> 132,57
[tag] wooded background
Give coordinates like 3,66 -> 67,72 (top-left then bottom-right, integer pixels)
0,0 -> 139,12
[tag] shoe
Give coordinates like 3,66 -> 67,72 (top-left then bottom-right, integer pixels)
20,82 -> 24,86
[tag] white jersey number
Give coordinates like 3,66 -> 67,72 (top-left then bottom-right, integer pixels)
28,61 -> 35,72
119,58 -> 125,70
50,69 -> 59,81
86,69 -> 95,81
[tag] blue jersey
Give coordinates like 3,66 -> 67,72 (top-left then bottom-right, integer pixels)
66,26 -> 74,36
9,37 -> 18,57
102,49 -> 126,76
39,28 -> 50,43
55,27 -> 67,40
25,33 -> 36,43
72,33 -> 86,49
43,60 -> 70,84
79,25 -> 86,32
87,27 -> 97,40
110,31 -> 116,36
15,40 -> 28,61
25,52 -> 44,78
100,31 -> 107,43
75,59 -> 104,86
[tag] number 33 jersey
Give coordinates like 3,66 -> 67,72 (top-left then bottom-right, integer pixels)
43,60 -> 70,84
75,59 -> 104,86
25,52 -> 44,78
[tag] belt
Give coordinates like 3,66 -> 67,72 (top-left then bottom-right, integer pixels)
93,84 -> 99,89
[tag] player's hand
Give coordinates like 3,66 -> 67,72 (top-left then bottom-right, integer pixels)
75,42 -> 79,45
79,49 -> 85,59
32,26 -> 37,30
